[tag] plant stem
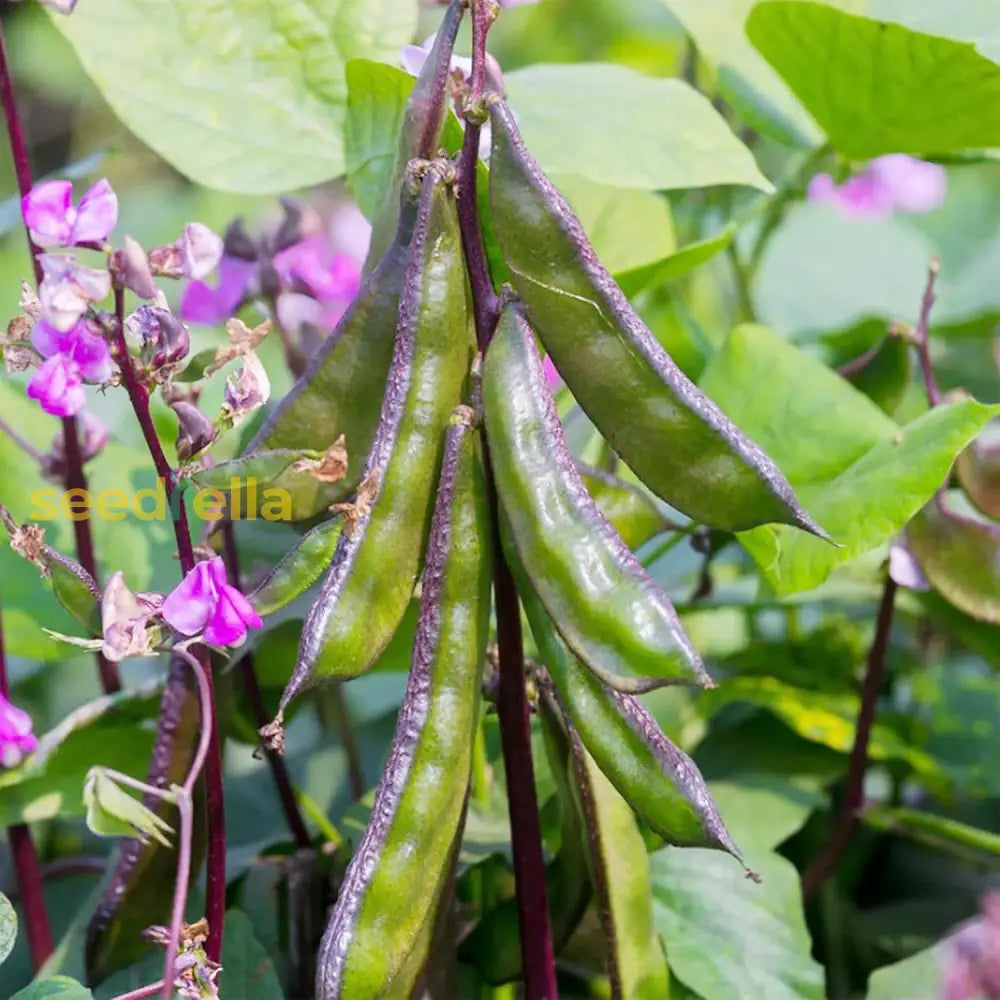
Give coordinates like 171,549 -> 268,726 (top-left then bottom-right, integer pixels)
0,415 -> 44,462
0,605 -> 54,969
111,981 -> 166,1000
110,286 -> 227,959
457,4 -> 558,996
913,258 -> 942,407
802,574 -> 897,899
220,522 -> 311,847
0,22 -> 120,696
322,685 -> 365,801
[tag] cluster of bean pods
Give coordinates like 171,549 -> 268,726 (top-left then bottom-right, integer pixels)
94,2 -> 822,994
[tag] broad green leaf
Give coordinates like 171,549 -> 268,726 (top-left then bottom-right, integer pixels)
50,0 -> 418,194
702,677 -> 948,792
862,805 -> 1000,862
651,844 -> 824,1000
866,946 -> 943,1000
655,0 -> 823,147
701,324 -> 999,592
906,493 -> 1000,623
576,465 -> 672,551
82,769 -> 174,847
841,334 -> 913,416
549,175 -> 676,275
11,979 -> 93,1000
706,777 -> 823,852
0,890 -> 15,966
0,682 -> 161,828
503,63 -> 774,193
220,910 -> 286,1000
747,2 -> 1000,158
616,226 -> 736,298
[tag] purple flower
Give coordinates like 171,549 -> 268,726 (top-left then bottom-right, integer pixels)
179,255 -> 257,325
273,236 -> 361,303
22,178 -> 117,249
37,253 -> 111,331
37,0 -> 79,12
162,556 -> 262,647
0,693 -> 37,769
808,155 -> 946,219
400,34 -> 473,78
101,572 -> 164,662
27,320 -> 111,417
176,223 -> 224,280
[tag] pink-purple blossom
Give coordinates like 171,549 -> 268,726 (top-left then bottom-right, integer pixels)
162,556 -> 262,647
37,0 -> 79,12
542,354 -> 562,390
179,255 -> 256,326
807,155 -> 946,220
22,178 -> 117,249
176,222 -> 224,280
939,892 -> 1000,1000
27,319 -> 112,417
0,693 -> 37,769
37,253 -> 111,332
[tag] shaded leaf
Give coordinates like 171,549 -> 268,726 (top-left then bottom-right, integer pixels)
955,425 -> 1000,521
503,63 -> 774,193
220,909 -> 286,1000
51,0 -> 418,193
11,979 -> 93,1000
616,226 -> 736,299
866,945 -> 944,1000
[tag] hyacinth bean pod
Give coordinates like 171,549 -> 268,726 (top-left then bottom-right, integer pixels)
315,409 -> 491,998
956,432 -> 1000,522
483,298 -> 712,689
486,95 -> 825,537
248,516 -> 345,617
279,163 -> 471,706
564,718 -> 671,1000
520,577 -> 743,860
243,171 -> 426,522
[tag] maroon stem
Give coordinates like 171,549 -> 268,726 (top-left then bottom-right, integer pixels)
802,575 -> 897,898
220,523 -> 311,848
0,607 -> 54,968
456,4 -> 557,996
0,22 -> 120,696
914,258 -> 941,407
110,287 -> 227,960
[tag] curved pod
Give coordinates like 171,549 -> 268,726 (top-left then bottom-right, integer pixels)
487,95 -> 823,536
483,300 -> 711,688
280,164 -> 472,704
316,410 -> 492,998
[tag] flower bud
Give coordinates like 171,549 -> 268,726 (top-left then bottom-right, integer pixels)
101,571 -> 164,662
43,411 -> 108,479
111,236 -> 160,300
126,305 -> 190,368
222,218 -> 259,261
172,401 -> 217,463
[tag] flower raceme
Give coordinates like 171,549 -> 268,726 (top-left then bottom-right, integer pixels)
808,154 -> 946,219
22,178 -> 118,249
162,556 -> 262,647
0,693 -> 37,769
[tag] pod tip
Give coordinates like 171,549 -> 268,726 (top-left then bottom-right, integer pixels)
744,866 -> 763,884
794,509 -> 837,546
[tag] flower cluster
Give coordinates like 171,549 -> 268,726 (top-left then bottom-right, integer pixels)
808,154 -> 946,219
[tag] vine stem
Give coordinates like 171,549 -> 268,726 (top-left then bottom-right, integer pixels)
220,522 -> 311,847
913,258 -> 941,407
457,3 -> 558,997
0,605 -> 54,968
0,20 -> 120,696
109,286 -> 227,961
802,574 -> 897,899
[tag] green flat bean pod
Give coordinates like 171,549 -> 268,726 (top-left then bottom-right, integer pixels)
576,462 -> 674,551
279,163 -> 472,705
521,577 -> 744,861
486,95 -> 825,537
248,516 -> 344,617
562,711 -> 670,1000
243,167 -> 427,522
483,299 -> 711,689
315,409 -> 491,999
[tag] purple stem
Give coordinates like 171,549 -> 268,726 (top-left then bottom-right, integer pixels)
220,523 -> 311,848
914,258 -> 941,407
111,981 -> 166,1000
0,606 -> 54,968
109,286 -> 227,960
0,21 -> 120,696
802,575 -> 897,898
456,3 -> 558,996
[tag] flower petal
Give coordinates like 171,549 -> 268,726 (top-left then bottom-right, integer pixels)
870,154 -> 947,214
179,256 -> 255,324
161,561 -> 216,636
69,327 -> 113,382
178,222 -> 224,280
71,178 -> 118,244
203,592 -> 251,646
22,180 -> 74,247
27,354 -> 85,416
31,319 -> 75,358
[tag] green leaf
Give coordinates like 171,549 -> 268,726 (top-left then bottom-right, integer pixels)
651,845 -> 824,1000
50,0 -> 418,194
616,226 -> 736,299
862,805 -> 1000,862
0,890 -> 16,966
706,776 -> 824,853
747,2 -> 1000,158
220,909 -> 286,1000
702,677 -> 948,792
576,464 -> 672,551
548,175 -> 676,275
906,492 -> 1000,623
700,324 -> 999,592
866,946 -> 943,1000
503,63 -> 774,193
11,979 -> 93,1000
83,769 -> 174,847
0,682 -> 161,828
